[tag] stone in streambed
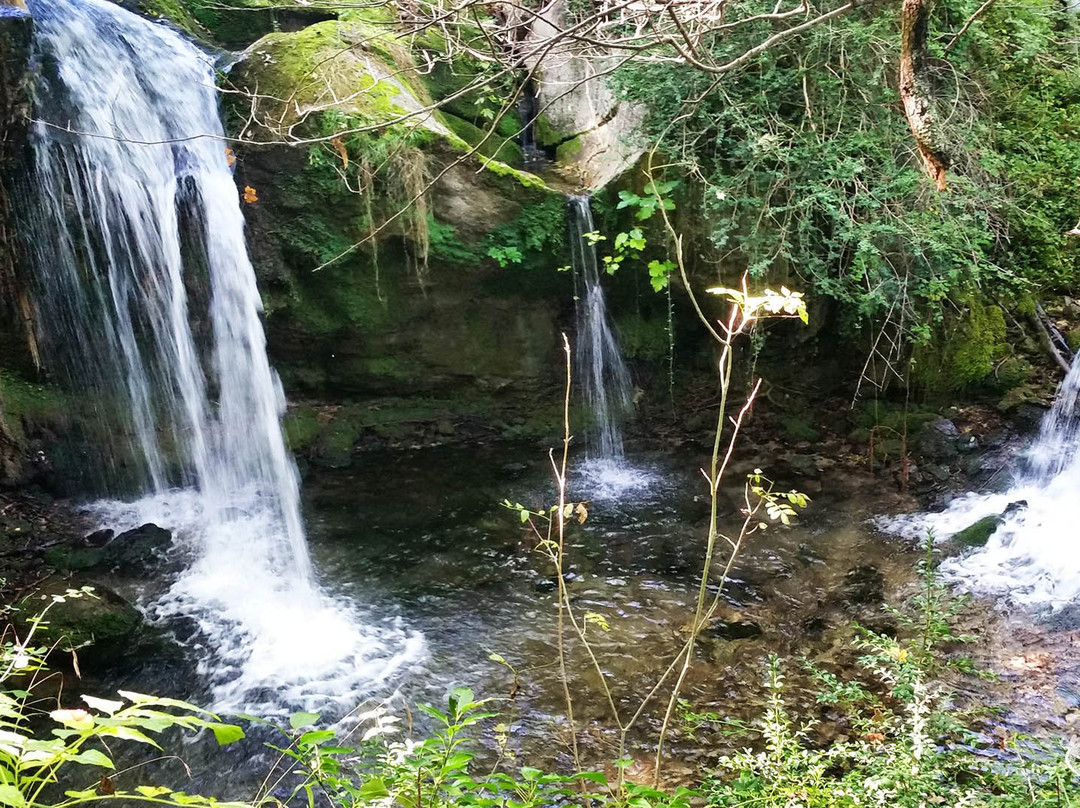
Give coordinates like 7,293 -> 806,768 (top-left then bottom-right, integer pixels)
19,578 -> 142,656
840,565 -> 884,606
917,418 -> 961,461
952,501 -> 1027,548
703,618 -> 763,640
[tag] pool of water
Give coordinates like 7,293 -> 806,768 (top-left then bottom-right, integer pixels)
79,441 -> 924,796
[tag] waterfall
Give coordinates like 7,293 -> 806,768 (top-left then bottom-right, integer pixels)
24,0 -> 422,712
887,356 -> 1080,609
568,195 -> 633,463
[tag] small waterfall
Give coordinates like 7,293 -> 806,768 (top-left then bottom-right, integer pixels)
516,81 -> 546,168
24,0 -> 422,711
887,356 -> 1080,609
568,195 -> 634,463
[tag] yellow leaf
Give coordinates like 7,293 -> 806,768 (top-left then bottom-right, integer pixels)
242,186 -> 259,204
574,502 -> 589,524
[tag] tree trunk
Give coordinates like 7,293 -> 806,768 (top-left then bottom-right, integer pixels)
900,0 -> 949,191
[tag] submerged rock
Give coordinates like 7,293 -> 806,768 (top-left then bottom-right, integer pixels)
840,565 -> 884,606
703,617 -> 763,641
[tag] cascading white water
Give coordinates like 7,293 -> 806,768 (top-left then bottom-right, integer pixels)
25,0 -> 423,712
567,196 -> 655,498
886,356 -> 1080,609
569,195 -> 633,460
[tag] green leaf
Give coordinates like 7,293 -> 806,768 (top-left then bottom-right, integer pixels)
98,725 -> 161,747
576,771 -> 608,785
297,730 -> 336,748
209,722 -> 245,746
136,786 -> 174,798
62,791 -> 96,802
358,778 -> 389,799
0,785 -> 25,808
448,687 -> 475,716
68,748 -> 114,768
289,711 -> 320,730
82,695 -> 124,715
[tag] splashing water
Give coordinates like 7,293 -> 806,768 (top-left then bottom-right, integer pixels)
24,0 -> 424,712
884,357 -> 1080,609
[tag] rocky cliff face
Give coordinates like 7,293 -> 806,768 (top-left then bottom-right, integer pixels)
223,11 -> 580,452
0,0 -> 34,483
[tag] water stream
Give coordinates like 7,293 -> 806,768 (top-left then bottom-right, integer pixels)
24,0 -> 423,713
886,354 -> 1080,609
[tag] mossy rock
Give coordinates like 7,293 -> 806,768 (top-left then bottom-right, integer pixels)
989,357 -> 1036,392
953,515 -> 1002,547
0,370 -> 65,443
232,20 -> 432,133
19,580 -> 142,656
780,416 -> 821,443
554,134 -> 584,164
283,404 -> 322,452
1067,326 -> 1080,353
139,0 -> 342,48
438,111 -> 523,167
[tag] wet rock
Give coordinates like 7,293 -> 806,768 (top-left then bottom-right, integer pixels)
100,523 -> 172,572
801,615 -> 829,636
952,501 -> 1025,548
47,523 -> 173,575
534,578 -> 558,593
923,463 -> 951,482
1012,403 -> 1048,433
785,454 -> 820,479
795,542 -> 824,566
82,528 -> 114,547
953,515 -> 1000,547
840,565 -> 884,606
957,435 -> 980,453
703,616 -> 763,640
917,418 -> 960,461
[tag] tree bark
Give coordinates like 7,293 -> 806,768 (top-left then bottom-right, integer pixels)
900,0 -> 949,191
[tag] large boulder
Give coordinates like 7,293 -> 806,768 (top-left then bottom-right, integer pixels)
525,1 -> 646,188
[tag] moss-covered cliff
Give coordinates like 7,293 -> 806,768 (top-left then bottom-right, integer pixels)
223,11 -> 577,452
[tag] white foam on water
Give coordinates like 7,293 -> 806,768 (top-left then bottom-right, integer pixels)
575,457 -> 660,501
879,354 -> 1080,610
87,491 -> 426,715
